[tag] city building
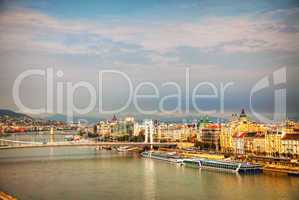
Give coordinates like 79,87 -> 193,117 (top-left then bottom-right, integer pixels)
219,123 -> 234,153
252,134 -> 266,155
221,109 -> 266,155
265,130 -> 282,156
281,134 -> 299,157
265,121 -> 299,157
199,123 -> 221,151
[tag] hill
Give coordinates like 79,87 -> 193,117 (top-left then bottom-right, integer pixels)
0,109 -> 32,119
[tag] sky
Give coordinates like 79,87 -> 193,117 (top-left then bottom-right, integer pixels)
0,0 -> 299,121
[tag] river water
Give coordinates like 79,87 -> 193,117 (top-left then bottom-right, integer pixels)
0,147 -> 298,200
3,132 -> 76,143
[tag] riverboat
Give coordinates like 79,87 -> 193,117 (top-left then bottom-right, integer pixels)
182,158 -> 262,173
141,151 -> 183,164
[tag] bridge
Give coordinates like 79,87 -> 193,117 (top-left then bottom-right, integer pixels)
0,127 -> 178,150
0,138 -> 177,150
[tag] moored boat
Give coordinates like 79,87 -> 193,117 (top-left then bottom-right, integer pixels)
141,151 -> 183,164
182,158 -> 262,174
117,146 -> 140,152
117,146 -> 130,152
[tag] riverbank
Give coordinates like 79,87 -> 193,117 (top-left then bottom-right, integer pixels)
263,164 -> 299,176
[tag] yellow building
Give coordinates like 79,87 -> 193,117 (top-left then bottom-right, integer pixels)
219,124 -> 234,153
264,120 -> 299,157
155,123 -> 196,142
265,130 -> 282,156
281,134 -> 299,157
279,121 -> 299,157
220,109 -> 266,154
252,136 -> 266,154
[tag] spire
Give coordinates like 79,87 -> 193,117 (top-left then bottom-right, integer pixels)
111,115 -> 117,122
241,108 -> 245,115
240,108 -> 246,118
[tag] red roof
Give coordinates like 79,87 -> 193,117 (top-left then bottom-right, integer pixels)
233,132 -> 247,138
282,134 -> 299,140
206,124 -> 220,128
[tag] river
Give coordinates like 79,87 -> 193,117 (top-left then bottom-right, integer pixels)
3,132 -> 77,143
0,146 -> 298,200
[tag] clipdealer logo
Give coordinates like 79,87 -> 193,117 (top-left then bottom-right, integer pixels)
12,68 -> 235,122
250,67 -> 286,123
12,67 -> 287,123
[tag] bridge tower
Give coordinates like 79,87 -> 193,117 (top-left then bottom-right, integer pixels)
50,127 -> 55,143
143,119 -> 154,149
144,131 -> 148,143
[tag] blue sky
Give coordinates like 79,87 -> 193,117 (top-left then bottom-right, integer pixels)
0,0 -> 299,120
3,0 -> 299,20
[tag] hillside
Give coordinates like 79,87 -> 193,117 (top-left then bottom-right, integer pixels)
0,109 -> 32,119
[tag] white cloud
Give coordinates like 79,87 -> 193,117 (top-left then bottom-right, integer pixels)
0,7 -> 298,55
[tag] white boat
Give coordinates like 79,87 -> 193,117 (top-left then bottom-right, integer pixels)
141,151 -> 183,164
116,146 -> 138,152
182,158 -> 262,173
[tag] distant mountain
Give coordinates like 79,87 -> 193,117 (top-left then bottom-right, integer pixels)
45,114 -> 102,123
46,114 -> 67,121
45,113 -> 225,123
0,109 -> 32,119
0,109 -> 226,123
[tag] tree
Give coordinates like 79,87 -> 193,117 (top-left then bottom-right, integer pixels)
194,140 -> 201,147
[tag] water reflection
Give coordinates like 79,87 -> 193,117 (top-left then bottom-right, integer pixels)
143,159 -> 156,200
2,131 -> 77,143
0,148 -> 298,200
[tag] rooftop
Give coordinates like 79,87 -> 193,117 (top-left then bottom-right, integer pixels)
281,133 -> 299,140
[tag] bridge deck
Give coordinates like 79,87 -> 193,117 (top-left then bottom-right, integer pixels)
0,139 -> 177,150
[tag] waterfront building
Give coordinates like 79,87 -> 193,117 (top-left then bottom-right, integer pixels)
219,123 -> 234,153
124,117 -> 134,137
233,131 -> 266,155
265,120 -> 299,157
199,123 -> 221,151
196,117 -> 209,141
279,121 -> 299,157
221,109 -> 266,155
133,122 -> 143,136
170,124 -> 185,142
155,123 -> 170,141
143,119 -> 154,143
154,123 -> 195,142
186,123 -> 197,143
232,132 -> 246,154
281,134 -> 299,157
243,132 -> 265,155
265,129 -> 282,156
97,121 -> 111,136
252,135 -> 266,155
97,116 -> 136,138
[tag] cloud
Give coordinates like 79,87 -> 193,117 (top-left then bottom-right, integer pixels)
0,7 -> 298,57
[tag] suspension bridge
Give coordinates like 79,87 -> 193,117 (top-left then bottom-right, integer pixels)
0,138 -> 177,150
